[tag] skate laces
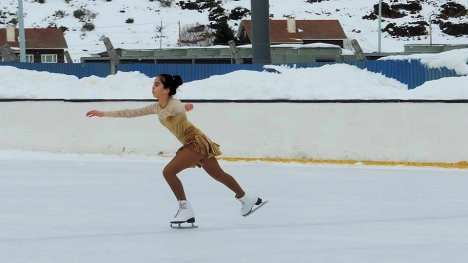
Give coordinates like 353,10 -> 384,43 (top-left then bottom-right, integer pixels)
174,202 -> 188,218
178,201 -> 188,210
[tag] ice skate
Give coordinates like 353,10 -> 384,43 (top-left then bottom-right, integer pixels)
237,193 -> 268,217
170,200 -> 198,229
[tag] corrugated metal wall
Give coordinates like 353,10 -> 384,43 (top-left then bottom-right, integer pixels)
0,62 -> 110,78
116,64 -> 264,83
290,60 -> 459,89
0,61 -> 461,89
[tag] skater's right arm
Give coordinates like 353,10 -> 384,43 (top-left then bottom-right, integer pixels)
86,103 -> 158,118
184,103 -> 194,112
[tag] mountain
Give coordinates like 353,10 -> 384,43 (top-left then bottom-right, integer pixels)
0,0 -> 467,62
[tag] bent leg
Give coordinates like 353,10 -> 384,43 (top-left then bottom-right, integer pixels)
163,145 -> 204,200
201,156 -> 245,198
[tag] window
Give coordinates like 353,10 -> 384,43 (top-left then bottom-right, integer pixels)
1,54 -> 34,62
25,54 -> 34,63
41,54 -> 57,63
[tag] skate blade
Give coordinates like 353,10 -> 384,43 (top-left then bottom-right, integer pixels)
243,200 -> 268,217
170,223 -> 198,229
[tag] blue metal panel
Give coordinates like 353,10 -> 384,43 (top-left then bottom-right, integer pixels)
117,64 -> 264,83
363,60 -> 416,88
0,60 -> 464,90
335,60 -> 459,89
291,60 -> 463,89
0,62 -> 109,78
425,66 -> 458,83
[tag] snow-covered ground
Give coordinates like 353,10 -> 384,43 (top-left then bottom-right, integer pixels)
1,48 -> 468,100
0,150 -> 467,263
1,0 -> 466,61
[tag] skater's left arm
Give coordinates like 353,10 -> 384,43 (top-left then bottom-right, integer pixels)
102,104 -> 158,118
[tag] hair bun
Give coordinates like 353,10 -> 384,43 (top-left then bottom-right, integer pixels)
173,75 -> 183,86
158,73 -> 183,97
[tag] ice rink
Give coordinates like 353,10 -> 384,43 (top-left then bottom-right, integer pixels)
1,151 -> 467,263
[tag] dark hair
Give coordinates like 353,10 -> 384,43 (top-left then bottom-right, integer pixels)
158,74 -> 183,96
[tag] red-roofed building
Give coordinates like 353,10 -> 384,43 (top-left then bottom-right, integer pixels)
237,19 -> 348,48
0,27 -> 69,63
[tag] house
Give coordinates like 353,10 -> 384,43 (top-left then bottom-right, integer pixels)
0,27 -> 68,63
237,19 -> 348,48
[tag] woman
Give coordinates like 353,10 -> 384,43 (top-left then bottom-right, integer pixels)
86,74 -> 265,226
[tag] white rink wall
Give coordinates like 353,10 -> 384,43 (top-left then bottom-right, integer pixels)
1,101 -> 467,165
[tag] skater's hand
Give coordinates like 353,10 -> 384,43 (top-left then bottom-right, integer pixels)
86,110 -> 104,117
184,103 -> 194,112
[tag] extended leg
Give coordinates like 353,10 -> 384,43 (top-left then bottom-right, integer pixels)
202,156 -> 266,216
201,156 -> 245,198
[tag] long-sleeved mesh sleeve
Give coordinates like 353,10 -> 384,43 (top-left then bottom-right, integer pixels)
103,103 -> 158,118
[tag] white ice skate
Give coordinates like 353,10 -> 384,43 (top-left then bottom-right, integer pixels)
170,200 -> 198,229
237,193 -> 268,217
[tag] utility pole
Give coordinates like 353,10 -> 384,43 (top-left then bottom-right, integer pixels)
18,0 -> 26,62
228,40 -> 243,64
378,0 -> 382,53
429,13 -> 436,46
1,44 -> 18,62
351,39 -> 366,61
102,37 -> 120,75
251,0 -> 271,64
178,20 -> 181,47
160,20 -> 163,49
64,50 -> 73,63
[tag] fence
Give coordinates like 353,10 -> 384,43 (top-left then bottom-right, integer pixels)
0,62 -> 110,78
0,60 -> 461,89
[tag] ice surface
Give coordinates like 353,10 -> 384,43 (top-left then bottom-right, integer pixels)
1,151 -> 467,263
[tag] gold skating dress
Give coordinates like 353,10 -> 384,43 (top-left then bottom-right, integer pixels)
103,99 -> 222,167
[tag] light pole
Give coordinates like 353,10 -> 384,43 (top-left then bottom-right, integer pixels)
250,0 -> 271,64
429,13 -> 436,46
378,0 -> 382,53
18,0 -> 26,62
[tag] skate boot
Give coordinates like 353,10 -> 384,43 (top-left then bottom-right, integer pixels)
237,193 -> 268,217
170,200 -> 197,229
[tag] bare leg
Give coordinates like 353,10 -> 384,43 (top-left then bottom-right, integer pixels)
162,145 -> 204,200
201,156 -> 245,198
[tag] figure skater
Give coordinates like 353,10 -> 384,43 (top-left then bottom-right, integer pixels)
86,74 -> 265,227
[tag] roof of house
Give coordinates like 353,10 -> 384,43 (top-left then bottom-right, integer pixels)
0,27 -> 68,49
95,48 -> 124,57
239,20 -> 347,43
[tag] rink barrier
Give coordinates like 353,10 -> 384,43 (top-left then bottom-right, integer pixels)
217,157 -> 468,169
2,98 -> 468,103
1,100 -> 468,169
0,60 -> 461,89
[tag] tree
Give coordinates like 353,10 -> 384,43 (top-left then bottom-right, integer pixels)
179,23 -> 212,47
212,19 -> 236,45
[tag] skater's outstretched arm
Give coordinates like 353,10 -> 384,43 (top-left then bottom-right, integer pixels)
86,110 -> 104,117
86,103 -> 158,118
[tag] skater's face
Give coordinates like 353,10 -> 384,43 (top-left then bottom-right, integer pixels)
152,77 -> 170,99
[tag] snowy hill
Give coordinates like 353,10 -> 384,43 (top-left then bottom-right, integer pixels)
0,0 -> 467,62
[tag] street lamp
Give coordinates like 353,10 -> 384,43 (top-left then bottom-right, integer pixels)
378,0 -> 382,53
429,13 -> 436,46
250,0 -> 271,64
18,0 -> 26,62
